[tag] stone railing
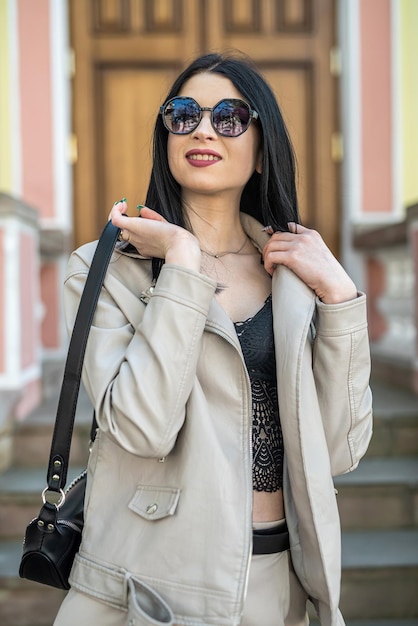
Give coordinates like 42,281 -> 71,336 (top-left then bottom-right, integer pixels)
0,193 -> 41,470
353,204 -> 418,392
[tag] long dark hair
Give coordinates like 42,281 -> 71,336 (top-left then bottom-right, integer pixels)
145,52 -> 299,278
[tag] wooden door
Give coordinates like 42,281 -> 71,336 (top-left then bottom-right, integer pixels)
70,0 -> 339,253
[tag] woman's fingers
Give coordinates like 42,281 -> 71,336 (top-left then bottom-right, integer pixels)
110,199 -> 129,224
287,222 -> 310,235
262,228 -> 302,274
137,206 -> 167,222
108,200 -> 199,264
110,202 -> 167,227
262,225 -> 357,303
108,198 -> 128,221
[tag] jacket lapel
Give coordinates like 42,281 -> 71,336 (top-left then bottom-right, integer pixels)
272,266 -> 341,617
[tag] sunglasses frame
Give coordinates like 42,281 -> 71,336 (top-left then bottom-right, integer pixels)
159,96 -> 259,137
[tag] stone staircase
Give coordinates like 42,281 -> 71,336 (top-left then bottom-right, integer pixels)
0,381 -> 93,626
333,380 -> 418,624
0,378 -> 418,626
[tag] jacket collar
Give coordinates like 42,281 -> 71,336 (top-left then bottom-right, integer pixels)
116,212 -> 316,335
240,212 -> 270,253
205,214 -> 316,342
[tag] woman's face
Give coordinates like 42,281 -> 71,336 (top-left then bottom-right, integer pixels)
167,72 -> 262,205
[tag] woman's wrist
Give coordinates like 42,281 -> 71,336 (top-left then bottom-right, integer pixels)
165,233 -> 202,272
319,279 -> 358,304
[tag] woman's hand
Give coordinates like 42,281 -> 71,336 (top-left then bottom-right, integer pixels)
110,201 -> 201,271
262,223 -> 357,304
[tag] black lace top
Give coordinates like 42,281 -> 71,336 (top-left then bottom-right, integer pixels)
234,295 -> 283,492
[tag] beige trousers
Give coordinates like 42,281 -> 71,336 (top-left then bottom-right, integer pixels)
240,550 -> 290,626
241,519 -> 309,626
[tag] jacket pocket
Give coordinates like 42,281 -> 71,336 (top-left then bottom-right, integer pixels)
127,575 -> 174,625
128,485 -> 181,521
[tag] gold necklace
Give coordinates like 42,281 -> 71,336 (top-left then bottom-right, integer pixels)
200,235 -> 248,259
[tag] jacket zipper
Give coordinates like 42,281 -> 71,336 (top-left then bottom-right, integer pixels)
205,324 -> 253,613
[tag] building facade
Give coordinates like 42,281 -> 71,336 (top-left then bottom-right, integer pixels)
0,0 -> 417,470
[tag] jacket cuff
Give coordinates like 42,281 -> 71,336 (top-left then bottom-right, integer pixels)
315,292 -> 368,335
152,264 -> 217,315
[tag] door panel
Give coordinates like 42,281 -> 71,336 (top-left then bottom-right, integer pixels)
261,66 -> 313,227
70,0 -> 203,244
71,0 -> 338,253
203,0 -> 338,249
99,67 -> 176,213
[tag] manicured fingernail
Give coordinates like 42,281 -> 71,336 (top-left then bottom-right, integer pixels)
261,225 -> 272,232
114,197 -> 126,205
136,204 -> 144,212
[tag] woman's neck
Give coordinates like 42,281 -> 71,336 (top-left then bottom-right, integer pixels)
183,196 -> 247,253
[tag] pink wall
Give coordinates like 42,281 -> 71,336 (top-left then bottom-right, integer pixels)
360,0 -> 392,213
18,0 -> 54,219
19,231 -> 37,368
0,222 -> 42,419
40,263 -> 59,349
15,377 -> 41,420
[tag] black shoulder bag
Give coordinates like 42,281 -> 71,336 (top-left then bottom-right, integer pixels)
19,221 -> 120,590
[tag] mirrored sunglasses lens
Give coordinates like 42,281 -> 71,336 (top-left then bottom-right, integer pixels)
213,100 -> 251,136
164,98 -> 200,133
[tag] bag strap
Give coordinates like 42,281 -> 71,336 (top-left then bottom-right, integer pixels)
46,221 -> 120,492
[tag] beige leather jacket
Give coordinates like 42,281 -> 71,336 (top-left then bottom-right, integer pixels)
63,215 -> 373,626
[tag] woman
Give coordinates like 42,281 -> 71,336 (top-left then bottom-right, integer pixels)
55,53 -> 373,626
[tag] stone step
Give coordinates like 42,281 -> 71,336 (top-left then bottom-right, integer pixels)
12,383 -> 94,468
0,466 -> 85,540
342,529 -> 418,569
367,380 -> 418,458
335,457 -> 418,530
340,530 -> 418,620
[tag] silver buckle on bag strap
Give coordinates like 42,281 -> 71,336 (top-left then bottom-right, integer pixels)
41,487 -> 66,510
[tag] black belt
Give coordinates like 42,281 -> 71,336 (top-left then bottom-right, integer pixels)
252,523 -> 290,555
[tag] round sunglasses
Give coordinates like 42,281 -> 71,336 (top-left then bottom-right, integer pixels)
160,97 -> 259,137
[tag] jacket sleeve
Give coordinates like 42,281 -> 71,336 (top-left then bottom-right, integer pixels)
64,249 -> 217,458
312,293 -> 373,475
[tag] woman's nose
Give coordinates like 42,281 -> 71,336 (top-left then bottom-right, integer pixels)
192,111 -> 216,138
